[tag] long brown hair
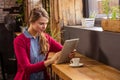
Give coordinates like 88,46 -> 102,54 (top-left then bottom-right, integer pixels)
29,7 -> 49,55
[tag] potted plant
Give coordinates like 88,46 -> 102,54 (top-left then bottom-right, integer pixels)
81,11 -> 96,27
101,0 -> 120,32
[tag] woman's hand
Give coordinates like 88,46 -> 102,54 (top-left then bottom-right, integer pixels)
50,51 -> 61,63
69,49 -> 76,59
69,52 -> 75,59
44,51 -> 61,67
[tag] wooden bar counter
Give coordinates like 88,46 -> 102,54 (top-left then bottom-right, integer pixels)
51,52 -> 120,80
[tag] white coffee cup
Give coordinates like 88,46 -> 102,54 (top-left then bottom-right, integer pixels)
70,58 -> 80,66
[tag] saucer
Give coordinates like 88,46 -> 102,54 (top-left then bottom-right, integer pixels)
69,63 -> 84,67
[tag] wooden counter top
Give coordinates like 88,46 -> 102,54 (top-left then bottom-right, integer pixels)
51,52 -> 120,80
65,26 -> 103,31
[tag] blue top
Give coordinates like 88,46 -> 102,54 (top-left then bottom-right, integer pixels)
23,29 -> 45,80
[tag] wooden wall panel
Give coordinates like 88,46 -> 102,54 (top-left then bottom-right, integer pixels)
68,0 -> 76,25
50,0 -> 83,42
50,0 -> 61,42
61,0 -> 69,26
75,0 -> 83,24
57,0 -> 83,26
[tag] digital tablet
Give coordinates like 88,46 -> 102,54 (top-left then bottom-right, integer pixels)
56,38 -> 79,64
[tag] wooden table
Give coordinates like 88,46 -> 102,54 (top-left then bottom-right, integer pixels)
51,52 -> 120,80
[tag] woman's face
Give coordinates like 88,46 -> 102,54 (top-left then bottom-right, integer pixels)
31,16 -> 49,33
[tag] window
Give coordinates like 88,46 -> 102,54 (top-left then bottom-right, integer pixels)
88,0 -> 119,18
88,0 -> 119,27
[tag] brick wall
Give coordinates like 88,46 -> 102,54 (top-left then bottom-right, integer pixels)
0,0 -> 16,23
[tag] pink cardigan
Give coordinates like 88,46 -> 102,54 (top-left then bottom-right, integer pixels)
14,33 -> 62,80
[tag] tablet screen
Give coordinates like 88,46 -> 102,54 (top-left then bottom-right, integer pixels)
56,38 -> 79,64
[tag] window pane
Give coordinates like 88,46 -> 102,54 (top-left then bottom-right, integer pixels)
88,0 -> 119,18
98,0 -> 119,14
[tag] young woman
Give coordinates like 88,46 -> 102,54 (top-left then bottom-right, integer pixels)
14,7 -> 74,80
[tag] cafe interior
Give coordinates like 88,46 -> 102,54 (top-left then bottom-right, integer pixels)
0,0 -> 120,80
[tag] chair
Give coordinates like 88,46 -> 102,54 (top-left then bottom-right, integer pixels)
0,23 -> 17,80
